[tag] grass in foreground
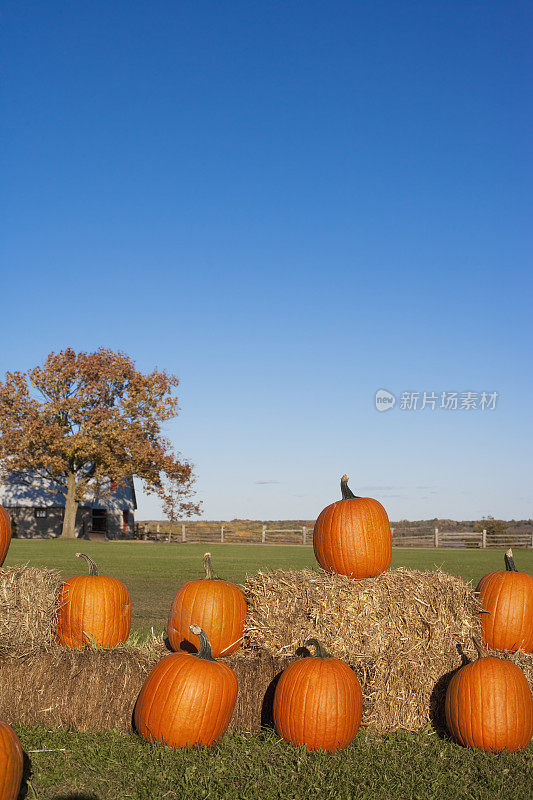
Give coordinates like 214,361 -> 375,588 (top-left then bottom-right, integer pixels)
16,726 -> 533,800
5,541 -> 533,638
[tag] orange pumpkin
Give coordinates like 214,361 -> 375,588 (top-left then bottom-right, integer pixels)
134,624 -> 238,748
273,639 -> 362,752
56,553 -> 131,648
0,722 -> 23,800
313,475 -> 392,579
0,506 -> 12,567
168,552 -> 247,657
445,640 -> 533,751
476,549 -> 533,653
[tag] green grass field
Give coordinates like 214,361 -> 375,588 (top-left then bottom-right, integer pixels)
15,725 -> 533,800
5,541 -> 533,799
5,539 -> 533,637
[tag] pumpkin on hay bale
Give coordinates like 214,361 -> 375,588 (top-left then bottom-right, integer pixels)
476,549 -> 533,653
273,638 -> 362,752
313,475 -> 392,579
0,562 -> 530,738
0,505 -> 13,568
242,567 -> 533,733
135,625 -> 238,747
445,639 -> 533,752
56,553 -> 132,649
168,552 -> 247,657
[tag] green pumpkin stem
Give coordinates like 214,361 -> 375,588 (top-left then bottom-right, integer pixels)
190,624 -> 216,661
305,638 -> 333,659
341,474 -> 360,500
203,552 -> 216,580
504,548 -> 518,572
75,552 -> 99,576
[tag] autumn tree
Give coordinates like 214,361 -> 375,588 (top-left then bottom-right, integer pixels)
0,348 -> 200,538
475,516 -> 508,537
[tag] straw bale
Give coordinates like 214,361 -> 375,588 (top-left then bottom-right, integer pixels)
0,644 -> 290,734
0,565 -> 529,737
0,638 -> 528,737
0,566 -> 62,657
225,649 -> 292,732
242,567 -> 533,733
0,645 -> 163,731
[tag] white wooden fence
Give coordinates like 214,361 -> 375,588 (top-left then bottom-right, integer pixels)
135,523 -> 532,548
135,523 -> 311,545
391,527 -> 533,549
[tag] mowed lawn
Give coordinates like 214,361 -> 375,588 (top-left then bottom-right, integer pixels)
15,725 -> 533,800
5,539 -> 533,637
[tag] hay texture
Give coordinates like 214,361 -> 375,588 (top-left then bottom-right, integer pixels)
0,564 -> 530,737
0,644 -> 289,734
0,566 -> 62,657
243,567 -> 533,733
0,646 -> 162,731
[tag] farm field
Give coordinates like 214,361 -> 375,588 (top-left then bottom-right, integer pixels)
14,724 -> 533,800
5,540 -> 533,637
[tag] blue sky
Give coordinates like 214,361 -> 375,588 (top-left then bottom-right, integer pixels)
1,1 -> 532,521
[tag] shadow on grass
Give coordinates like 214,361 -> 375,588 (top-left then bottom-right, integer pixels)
20,747 -> 100,800
17,750 -> 31,800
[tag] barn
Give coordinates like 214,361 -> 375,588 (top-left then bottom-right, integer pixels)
0,472 -> 137,539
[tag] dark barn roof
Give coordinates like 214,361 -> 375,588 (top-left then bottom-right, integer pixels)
0,473 -> 137,511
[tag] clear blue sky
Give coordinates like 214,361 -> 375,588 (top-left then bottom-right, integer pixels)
1,1 -> 532,521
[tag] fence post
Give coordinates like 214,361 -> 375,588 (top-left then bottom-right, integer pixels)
302,526 -> 307,545
221,525 -> 224,543
262,525 -> 266,544
482,529 -> 487,549
434,527 -> 439,548
167,526 -> 172,543
156,523 -> 160,536
143,523 -> 148,541
181,524 -> 186,543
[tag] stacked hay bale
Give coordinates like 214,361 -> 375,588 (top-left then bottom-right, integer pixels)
0,564 -> 530,735
0,643 -> 287,733
0,565 -> 288,734
0,565 -> 162,731
0,565 -> 62,657
243,567 -> 533,733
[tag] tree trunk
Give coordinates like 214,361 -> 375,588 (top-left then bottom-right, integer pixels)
61,472 -> 79,539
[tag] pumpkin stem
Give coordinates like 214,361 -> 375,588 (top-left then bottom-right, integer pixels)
504,548 -> 518,572
340,475 -> 360,500
75,552 -> 99,576
472,637 -> 488,661
190,624 -> 216,661
305,638 -> 333,659
203,552 -> 216,580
